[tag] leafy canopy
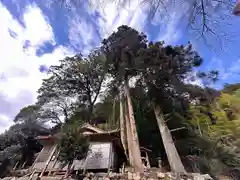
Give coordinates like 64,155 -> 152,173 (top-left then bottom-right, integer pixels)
57,123 -> 89,164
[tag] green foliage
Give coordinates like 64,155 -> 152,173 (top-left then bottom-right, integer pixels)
222,83 -> 240,94
187,89 -> 240,178
14,105 -> 41,123
57,125 -> 89,165
2,25 -> 239,179
102,25 -> 147,80
0,105 -> 48,177
100,26 -> 239,176
37,50 -> 107,123
134,41 -> 214,110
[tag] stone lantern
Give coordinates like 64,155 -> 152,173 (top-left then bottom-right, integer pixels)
156,157 -> 162,168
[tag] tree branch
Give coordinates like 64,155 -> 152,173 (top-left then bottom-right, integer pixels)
170,127 -> 186,132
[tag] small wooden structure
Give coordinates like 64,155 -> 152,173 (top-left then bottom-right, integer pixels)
12,124 -> 126,178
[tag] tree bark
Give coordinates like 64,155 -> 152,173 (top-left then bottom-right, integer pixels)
119,93 -> 128,159
153,104 -> 186,173
124,98 -> 134,166
111,99 -> 116,128
124,78 -> 143,173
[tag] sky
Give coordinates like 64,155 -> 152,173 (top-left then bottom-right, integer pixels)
0,0 -> 239,132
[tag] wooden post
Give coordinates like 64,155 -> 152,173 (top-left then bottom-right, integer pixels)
21,160 -> 27,168
108,143 -> 113,173
12,161 -> 19,171
40,144 -> 57,177
29,169 -> 36,180
153,105 -> 186,173
64,163 -> 72,178
31,147 -> 44,170
83,150 -> 90,174
48,150 -> 60,176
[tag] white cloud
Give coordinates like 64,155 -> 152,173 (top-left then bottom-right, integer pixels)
65,0 -> 150,56
0,0 -> 151,133
23,4 -> 56,47
89,0 -> 186,45
0,2 -> 73,133
156,12 -> 182,44
68,8 -> 95,52
0,115 -> 14,133
155,1 -> 190,44
228,59 -> 240,76
66,0 -> 184,56
92,0 -> 149,38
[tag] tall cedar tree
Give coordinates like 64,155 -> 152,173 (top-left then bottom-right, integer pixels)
101,25 -> 147,172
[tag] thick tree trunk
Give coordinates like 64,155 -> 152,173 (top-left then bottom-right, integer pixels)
124,78 -> 143,173
119,93 -> 128,159
153,105 -> 186,173
124,99 -> 134,166
88,103 -> 94,123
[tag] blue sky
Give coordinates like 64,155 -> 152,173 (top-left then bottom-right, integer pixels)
0,0 -> 239,132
